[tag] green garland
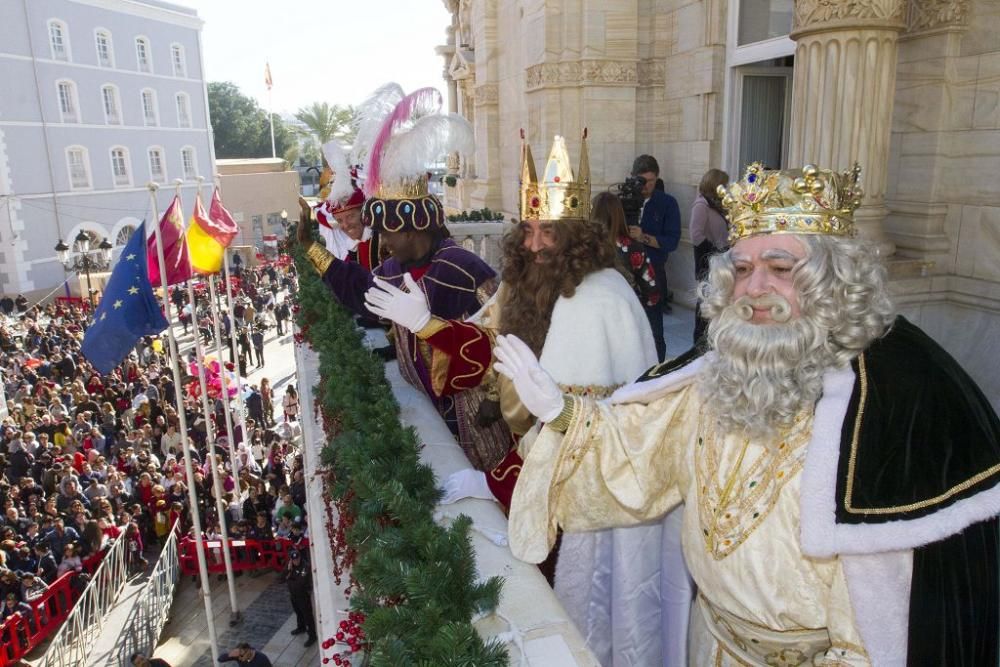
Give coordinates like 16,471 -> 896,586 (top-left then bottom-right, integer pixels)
293,248 -> 509,666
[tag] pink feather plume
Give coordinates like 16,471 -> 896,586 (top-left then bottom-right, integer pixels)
364,87 -> 442,196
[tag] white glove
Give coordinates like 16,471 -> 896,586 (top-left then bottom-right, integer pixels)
440,468 -> 494,505
493,334 -> 564,423
364,273 -> 431,333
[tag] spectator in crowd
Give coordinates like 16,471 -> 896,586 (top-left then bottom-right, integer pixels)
131,652 -> 172,667
217,642 -> 272,666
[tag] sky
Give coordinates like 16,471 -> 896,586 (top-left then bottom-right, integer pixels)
176,0 -> 453,116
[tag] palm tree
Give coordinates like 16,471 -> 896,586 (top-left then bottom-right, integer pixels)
294,102 -> 355,147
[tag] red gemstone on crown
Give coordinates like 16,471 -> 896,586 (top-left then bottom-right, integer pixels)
553,176 -> 561,183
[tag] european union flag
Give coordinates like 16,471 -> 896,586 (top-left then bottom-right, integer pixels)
82,221 -> 169,374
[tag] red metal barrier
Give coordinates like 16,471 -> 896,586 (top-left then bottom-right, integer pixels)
177,537 -> 309,576
0,546 -> 108,666
0,571 -> 75,667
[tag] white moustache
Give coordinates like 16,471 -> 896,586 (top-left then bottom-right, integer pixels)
733,294 -> 793,323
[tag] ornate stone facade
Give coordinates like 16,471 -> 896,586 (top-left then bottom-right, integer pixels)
524,60 -> 638,90
792,0 -> 906,33
435,0 -> 1000,408
905,0 -> 970,33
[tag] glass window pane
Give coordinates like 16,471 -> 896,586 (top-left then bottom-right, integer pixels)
738,75 -> 787,170
738,0 -> 793,46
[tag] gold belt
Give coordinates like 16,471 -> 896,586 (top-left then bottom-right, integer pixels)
699,594 -> 832,666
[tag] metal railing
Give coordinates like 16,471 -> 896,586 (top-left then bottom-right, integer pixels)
38,532 -> 130,667
109,528 -> 181,667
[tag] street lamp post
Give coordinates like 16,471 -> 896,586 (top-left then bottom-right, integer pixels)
55,231 -> 113,310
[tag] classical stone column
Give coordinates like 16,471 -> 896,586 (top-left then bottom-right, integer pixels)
787,0 -> 907,253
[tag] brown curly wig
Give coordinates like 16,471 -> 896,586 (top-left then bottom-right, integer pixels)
499,220 -> 618,354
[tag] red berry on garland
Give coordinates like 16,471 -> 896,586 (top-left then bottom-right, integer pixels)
336,631 -> 345,641
340,620 -> 349,630
322,659 -> 329,665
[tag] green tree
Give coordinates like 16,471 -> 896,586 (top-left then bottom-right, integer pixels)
208,81 -> 292,159
294,102 -> 356,147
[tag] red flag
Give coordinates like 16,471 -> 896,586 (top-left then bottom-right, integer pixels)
208,188 -> 240,243
148,195 -> 192,287
264,63 -> 273,90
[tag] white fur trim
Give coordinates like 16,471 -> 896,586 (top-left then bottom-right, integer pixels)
539,269 -> 657,387
801,366 -> 1000,557
841,551 -> 912,667
608,355 -> 707,406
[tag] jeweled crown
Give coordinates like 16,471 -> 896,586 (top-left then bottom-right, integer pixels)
719,163 -> 863,244
520,129 -> 591,222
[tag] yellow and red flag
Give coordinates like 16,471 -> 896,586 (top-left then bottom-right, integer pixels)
186,189 -> 239,275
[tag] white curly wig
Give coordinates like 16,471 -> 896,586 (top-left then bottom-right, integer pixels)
697,234 -> 896,436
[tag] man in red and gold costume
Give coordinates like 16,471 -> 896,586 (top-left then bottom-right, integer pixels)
311,141 -> 381,272
365,130 -> 693,666
493,163 -> 1000,666
298,84 -> 509,471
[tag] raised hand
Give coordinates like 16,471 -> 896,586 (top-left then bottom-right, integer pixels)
363,273 -> 431,333
493,334 -> 564,422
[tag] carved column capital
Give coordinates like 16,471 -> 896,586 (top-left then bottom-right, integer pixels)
905,0 -> 969,36
474,84 -> 499,107
791,0 -> 906,38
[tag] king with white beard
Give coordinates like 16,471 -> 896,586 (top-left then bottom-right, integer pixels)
496,163 -> 1000,666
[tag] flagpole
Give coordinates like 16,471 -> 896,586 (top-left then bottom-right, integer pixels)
207,273 -> 242,484
147,182 -> 221,663
187,178 -> 242,625
220,250 -> 253,455
268,86 -> 276,159
213,170 -> 254,469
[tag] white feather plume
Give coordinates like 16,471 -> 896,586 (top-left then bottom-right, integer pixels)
379,114 -> 475,187
351,82 -> 405,165
321,140 -> 354,203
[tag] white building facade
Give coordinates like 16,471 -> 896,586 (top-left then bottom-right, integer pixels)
0,0 -> 214,298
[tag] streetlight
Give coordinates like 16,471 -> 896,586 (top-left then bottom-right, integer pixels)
279,209 -> 288,237
54,231 -> 113,310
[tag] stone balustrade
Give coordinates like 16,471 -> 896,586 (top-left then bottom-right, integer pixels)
445,221 -> 509,271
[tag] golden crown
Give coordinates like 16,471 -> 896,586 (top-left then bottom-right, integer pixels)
719,163 -> 863,244
520,129 -> 591,222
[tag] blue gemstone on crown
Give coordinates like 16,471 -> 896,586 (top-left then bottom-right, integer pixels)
747,174 -> 757,183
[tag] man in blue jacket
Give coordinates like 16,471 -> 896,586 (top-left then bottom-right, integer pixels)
629,154 -> 680,361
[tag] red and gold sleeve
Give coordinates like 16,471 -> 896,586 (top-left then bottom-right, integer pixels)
415,317 -> 496,397
485,448 -> 522,512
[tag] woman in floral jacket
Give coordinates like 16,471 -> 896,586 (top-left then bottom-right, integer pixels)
591,192 -> 661,309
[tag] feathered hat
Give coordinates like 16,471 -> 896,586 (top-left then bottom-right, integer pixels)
314,140 -> 365,229
351,83 -> 474,233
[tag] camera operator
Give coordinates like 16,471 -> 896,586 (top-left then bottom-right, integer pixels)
628,155 -> 680,361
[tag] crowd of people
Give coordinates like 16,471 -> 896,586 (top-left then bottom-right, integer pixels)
0,257 -> 310,657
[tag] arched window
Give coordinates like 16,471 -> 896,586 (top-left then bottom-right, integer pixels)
175,92 -> 191,127
65,146 -> 91,190
48,19 -> 70,61
135,36 -> 152,73
181,146 -> 198,180
94,28 -> 114,67
115,225 -> 136,246
170,43 -> 186,77
55,79 -> 79,123
147,146 -> 167,183
141,88 -> 158,126
110,146 -> 131,187
101,84 -> 121,124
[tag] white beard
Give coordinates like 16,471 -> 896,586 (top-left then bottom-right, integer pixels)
699,295 -> 837,439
